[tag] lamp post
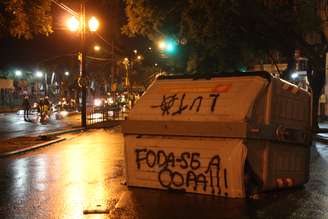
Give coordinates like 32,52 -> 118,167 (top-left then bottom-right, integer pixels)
94,45 -> 101,52
34,71 -> 43,98
66,2 -> 99,128
15,70 -> 22,77
122,57 -> 130,89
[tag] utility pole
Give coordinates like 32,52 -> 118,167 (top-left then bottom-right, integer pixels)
80,1 -> 87,128
55,0 -> 99,128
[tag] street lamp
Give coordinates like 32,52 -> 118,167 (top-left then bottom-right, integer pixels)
88,17 -> 99,32
35,71 -> 43,78
122,57 -> 130,89
158,38 -> 177,54
67,17 -> 80,32
94,45 -> 101,52
66,8 -> 99,128
65,71 -> 70,76
158,41 -> 166,50
34,71 -> 44,98
15,70 -> 22,77
291,72 -> 299,79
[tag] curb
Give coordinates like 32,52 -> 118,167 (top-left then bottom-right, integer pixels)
40,127 -> 86,137
0,137 -> 66,157
87,121 -> 122,129
40,121 -> 121,137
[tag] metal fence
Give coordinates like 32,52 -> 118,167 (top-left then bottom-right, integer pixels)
87,105 -> 130,126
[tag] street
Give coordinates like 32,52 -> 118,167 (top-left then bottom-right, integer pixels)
0,112 -> 81,140
0,128 -> 327,218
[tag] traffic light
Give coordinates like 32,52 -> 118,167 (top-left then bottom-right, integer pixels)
239,67 -> 247,72
158,38 -> 177,54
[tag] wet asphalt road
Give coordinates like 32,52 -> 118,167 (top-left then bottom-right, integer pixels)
0,128 -> 125,219
0,112 -> 81,140
0,128 -> 327,218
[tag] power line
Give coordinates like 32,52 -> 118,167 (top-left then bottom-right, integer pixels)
86,56 -> 116,62
51,0 -> 79,17
52,0 -> 123,57
95,32 -> 123,54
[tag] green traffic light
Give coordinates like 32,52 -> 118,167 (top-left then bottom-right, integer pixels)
158,38 -> 177,54
239,67 -> 247,72
164,40 -> 176,54
166,43 -> 174,52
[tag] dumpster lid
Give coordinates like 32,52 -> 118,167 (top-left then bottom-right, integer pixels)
123,72 -> 270,137
157,71 -> 273,81
128,73 -> 269,122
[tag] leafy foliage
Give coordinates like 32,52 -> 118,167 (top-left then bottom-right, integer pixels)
122,0 -> 325,72
0,0 -> 53,39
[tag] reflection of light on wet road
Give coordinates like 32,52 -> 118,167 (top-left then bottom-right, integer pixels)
34,156 -> 48,191
64,150 -> 85,218
0,112 -> 81,140
0,129 -> 124,218
62,134 -> 109,218
12,158 -> 29,199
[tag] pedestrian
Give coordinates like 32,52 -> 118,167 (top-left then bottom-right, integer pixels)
22,96 -> 30,121
38,97 -> 44,116
44,96 -> 51,112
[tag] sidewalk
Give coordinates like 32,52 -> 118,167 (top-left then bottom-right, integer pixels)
0,120 -> 121,157
0,135 -> 65,157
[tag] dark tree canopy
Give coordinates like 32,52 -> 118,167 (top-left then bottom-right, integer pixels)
123,0 -> 326,73
0,0 -> 53,39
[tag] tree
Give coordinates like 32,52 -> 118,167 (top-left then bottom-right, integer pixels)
0,0 -> 53,39
122,0 -> 328,128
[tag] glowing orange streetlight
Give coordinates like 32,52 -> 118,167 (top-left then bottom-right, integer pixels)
66,16 -> 99,32
88,17 -> 99,32
94,45 -> 101,51
158,40 -> 166,50
67,16 -> 80,32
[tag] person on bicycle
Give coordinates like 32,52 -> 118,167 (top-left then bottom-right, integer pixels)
44,96 -> 51,114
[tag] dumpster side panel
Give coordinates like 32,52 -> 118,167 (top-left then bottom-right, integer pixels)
246,140 -> 310,193
270,79 -> 311,130
124,135 -> 247,198
266,141 -> 310,190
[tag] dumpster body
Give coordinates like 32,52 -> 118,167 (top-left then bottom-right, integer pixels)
122,72 -> 312,198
